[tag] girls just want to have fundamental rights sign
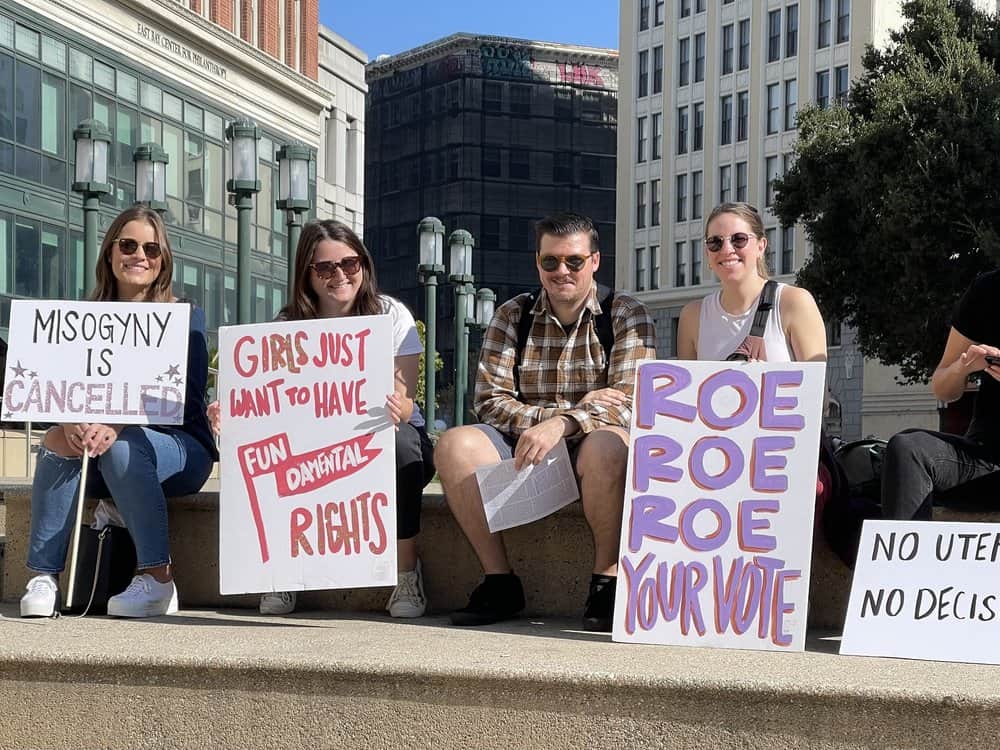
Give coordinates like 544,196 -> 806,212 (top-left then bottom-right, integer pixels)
217,315 -> 396,595
3,300 -> 190,424
613,360 -> 826,652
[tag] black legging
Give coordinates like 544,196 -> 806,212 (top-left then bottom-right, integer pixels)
395,421 -> 434,539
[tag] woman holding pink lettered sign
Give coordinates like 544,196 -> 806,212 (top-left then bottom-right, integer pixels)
209,220 -> 434,617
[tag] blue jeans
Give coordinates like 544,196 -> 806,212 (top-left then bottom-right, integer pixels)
27,426 -> 214,573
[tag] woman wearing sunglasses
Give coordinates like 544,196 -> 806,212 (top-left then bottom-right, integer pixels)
676,202 -> 826,364
20,206 -> 217,618
210,219 -> 434,617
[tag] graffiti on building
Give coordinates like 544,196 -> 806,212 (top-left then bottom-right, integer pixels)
558,63 -> 606,87
370,66 -> 422,97
478,43 -> 536,80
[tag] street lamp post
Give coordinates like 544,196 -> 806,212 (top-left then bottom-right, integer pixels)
417,217 -> 445,431
133,142 -> 169,214
448,229 -> 475,426
72,119 -> 112,290
275,142 -> 314,297
226,118 -> 261,324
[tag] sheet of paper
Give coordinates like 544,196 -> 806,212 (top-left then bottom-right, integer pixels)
476,439 -> 579,532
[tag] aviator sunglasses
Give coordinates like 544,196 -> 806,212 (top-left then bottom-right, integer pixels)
704,233 -> 756,252
538,253 -> 593,272
114,237 -> 163,260
309,256 -> 363,279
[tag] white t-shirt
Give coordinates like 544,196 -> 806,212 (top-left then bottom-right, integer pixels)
379,295 -> 425,428
696,282 -> 793,362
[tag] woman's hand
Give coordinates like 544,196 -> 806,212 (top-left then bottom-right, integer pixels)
68,423 -> 120,458
960,344 -> 1000,381
62,423 -> 87,457
386,392 -> 404,428
207,400 -> 222,436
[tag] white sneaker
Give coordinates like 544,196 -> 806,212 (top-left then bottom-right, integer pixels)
386,559 -> 426,618
260,591 -> 297,615
20,574 -> 58,617
106,574 -> 179,618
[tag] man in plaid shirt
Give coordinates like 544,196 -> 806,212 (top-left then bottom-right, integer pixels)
435,213 -> 656,631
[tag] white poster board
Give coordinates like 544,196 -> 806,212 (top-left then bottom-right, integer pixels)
217,315 -> 397,595
841,520 -> 1000,665
613,360 -> 826,651
2,300 -> 191,425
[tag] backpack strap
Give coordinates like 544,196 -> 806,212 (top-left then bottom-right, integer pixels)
513,289 -> 541,396
749,280 -> 778,338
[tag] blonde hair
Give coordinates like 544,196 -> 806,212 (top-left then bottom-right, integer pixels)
704,202 -> 769,279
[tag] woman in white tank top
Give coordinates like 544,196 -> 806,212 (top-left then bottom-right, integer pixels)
677,202 -> 827,364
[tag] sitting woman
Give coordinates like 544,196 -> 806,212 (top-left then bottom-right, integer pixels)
20,205 -> 217,618
677,202 -> 827,363
881,270 -> 1000,519
211,219 -> 435,617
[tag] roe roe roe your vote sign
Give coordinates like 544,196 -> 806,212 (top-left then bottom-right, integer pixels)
613,360 -> 825,652
217,315 -> 396,595
3,300 -> 190,424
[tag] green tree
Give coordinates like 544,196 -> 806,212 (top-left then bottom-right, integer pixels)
774,0 -> 1000,383
415,319 -> 443,410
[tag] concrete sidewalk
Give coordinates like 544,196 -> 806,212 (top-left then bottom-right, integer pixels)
1,604 -> 998,748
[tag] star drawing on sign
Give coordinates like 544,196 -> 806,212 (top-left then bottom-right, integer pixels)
165,364 -> 181,377
172,377 -> 183,386
156,375 -> 164,382
3,412 -> 11,420
10,361 -> 26,378
28,371 -> 37,378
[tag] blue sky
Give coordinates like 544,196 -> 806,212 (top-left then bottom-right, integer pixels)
319,0 -> 619,59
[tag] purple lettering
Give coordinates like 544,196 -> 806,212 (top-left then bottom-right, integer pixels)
636,362 -> 697,428
696,369 -> 759,430
760,370 -> 805,430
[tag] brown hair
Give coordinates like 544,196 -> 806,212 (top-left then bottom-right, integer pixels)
280,219 -> 382,320
534,212 -> 599,254
704,202 -> 770,279
91,206 -> 175,302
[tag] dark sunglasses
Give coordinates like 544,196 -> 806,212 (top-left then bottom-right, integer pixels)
309,256 -> 362,279
705,233 -> 755,252
115,237 -> 162,259
538,253 -> 592,272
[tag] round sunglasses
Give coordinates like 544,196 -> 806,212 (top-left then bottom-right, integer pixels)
114,237 -> 163,260
704,233 -> 756,252
309,256 -> 362,279
538,253 -> 593,272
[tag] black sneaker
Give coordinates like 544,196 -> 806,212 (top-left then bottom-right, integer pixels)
582,575 -> 616,632
450,573 -> 525,626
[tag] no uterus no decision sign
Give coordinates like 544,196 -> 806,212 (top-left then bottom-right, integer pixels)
2,300 -> 190,425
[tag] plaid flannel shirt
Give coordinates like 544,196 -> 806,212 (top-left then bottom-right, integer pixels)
474,284 -> 657,437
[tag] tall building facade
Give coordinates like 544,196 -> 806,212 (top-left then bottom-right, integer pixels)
0,0 -> 347,347
616,0 -> 958,441
365,33 -> 619,403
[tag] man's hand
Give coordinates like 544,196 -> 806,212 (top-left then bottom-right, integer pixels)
513,416 -> 573,470
577,387 -> 628,410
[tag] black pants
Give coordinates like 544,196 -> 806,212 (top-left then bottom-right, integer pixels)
881,429 -> 1000,520
396,421 -> 435,540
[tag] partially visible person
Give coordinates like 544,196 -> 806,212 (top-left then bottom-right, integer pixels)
20,206 -> 216,618
677,202 -> 827,363
881,270 -> 1000,520
209,220 -> 434,617
434,212 -> 656,631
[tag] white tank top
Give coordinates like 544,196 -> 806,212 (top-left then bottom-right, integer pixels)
696,283 -> 793,362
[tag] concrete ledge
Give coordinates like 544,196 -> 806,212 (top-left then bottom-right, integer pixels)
0,606 -> 998,749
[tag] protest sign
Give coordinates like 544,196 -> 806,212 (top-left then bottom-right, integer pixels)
612,360 -> 826,651
217,315 -> 396,595
841,520 -> 1000,665
2,300 -> 190,425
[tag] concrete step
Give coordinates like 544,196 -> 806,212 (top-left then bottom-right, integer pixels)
0,605 -> 997,749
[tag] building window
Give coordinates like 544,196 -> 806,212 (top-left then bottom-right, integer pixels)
509,149 -> 530,179
738,19 -> 750,71
818,0 -> 831,49
510,84 -> 531,115
675,241 -> 686,287
765,155 -> 779,207
637,115 -> 647,162
482,147 -> 501,178
692,170 -> 703,220
837,0 -> 850,43
784,79 -> 797,130
696,0 -> 706,11
766,83 -> 780,135
735,161 -> 748,202
582,158 -> 602,189
678,37 -> 690,87
635,247 -> 646,291
655,0 -> 665,25
816,70 -> 830,109
636,182 -> 647,229
677,105 -> 689,154
652,112 -> 663,159
782,225 -> 794,273
690,240 -> 702,285
650,245 -> 660,290
694,33 -> 706,82
765,228 -> 777,274
554,87 -> 573,118
653,45 -> 663,94
638,50 -> 649,97
651,178 -> 661,226
835,65 -> 849,104
768,10 -> 782,63
721,24 -> 734,75
554,151 -> 572,182
736,91 -> 749,142
827,318 -> 842,347
676,173 -> 687,222
483,81 -> 502,113
640,0 -> 650,30
720,94 -> 733,145
719,164 -> 732,203
679,0 -> 691,18
786,4 -> 799,56
692,102 -> 704,151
